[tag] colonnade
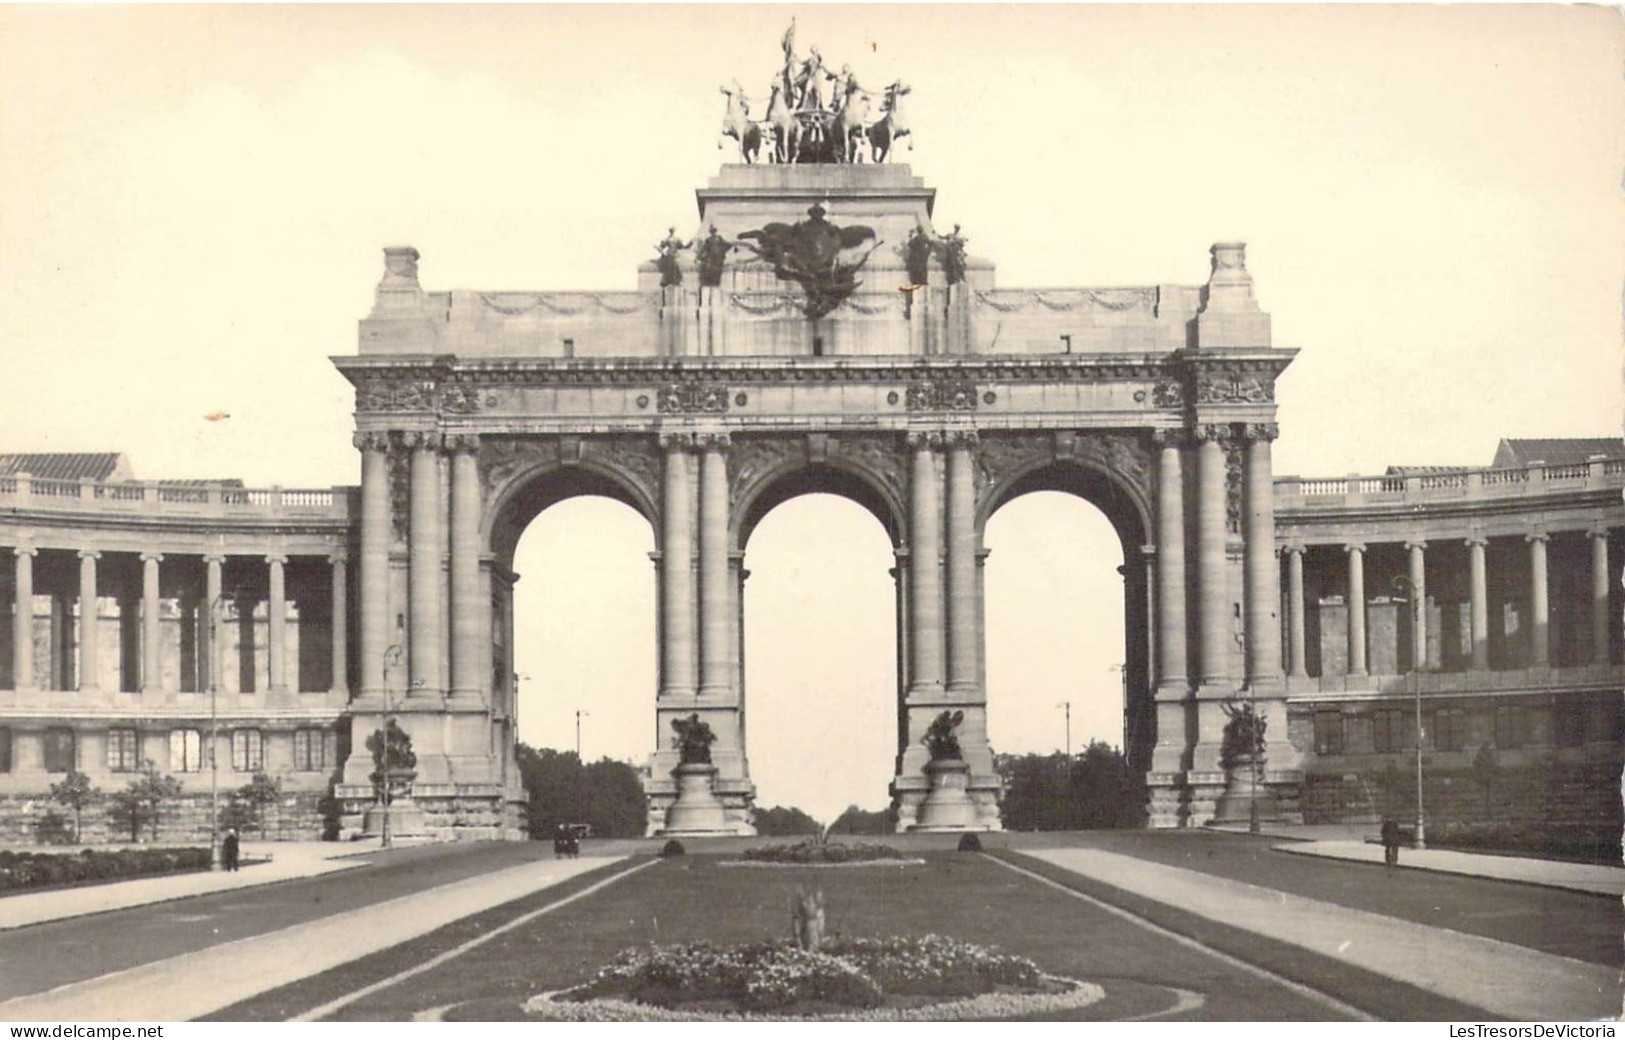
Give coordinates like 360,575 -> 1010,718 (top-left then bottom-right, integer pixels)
1280,528 -> 1614,677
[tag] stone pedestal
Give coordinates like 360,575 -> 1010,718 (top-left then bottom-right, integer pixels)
362,799 -> 431,845
1210,756 -> 1281,827
909,758 -> 980,831
660,762 -> 731,835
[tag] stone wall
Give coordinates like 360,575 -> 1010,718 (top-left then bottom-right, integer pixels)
0,790 -> 335,845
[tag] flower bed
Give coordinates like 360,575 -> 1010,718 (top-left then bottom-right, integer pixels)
735,840 -> 913,865
0,847 -> 211,895
526,934 -> 1104,1021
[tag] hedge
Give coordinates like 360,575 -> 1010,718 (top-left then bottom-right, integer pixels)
0,847 -> 211,895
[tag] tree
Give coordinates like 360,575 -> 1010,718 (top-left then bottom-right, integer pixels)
108,762 -> 184,841
231,773 -> 283,839
754,805 -> 822,836
48,770 -> 101,844
997,744 -> 1137,832
828,804 -> 893,836
514,743 -> 646,840
366,720 -> 417,800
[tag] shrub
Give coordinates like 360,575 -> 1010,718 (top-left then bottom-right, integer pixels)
660,839 -> 686,858
0,847 -> 210,895
33,811 -> 75,846
956,833 -> 982,853
739,839 -> 906,864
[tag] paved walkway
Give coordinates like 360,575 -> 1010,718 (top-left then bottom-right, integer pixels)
0,843 -> 370,930
1020,847 -> 1622,1021
0,854 -> 623,1021
1273,840 -> 1625,897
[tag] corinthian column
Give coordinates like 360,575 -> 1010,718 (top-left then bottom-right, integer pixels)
1285,545 -> 1307,678
328,551 -> 348,694
697,433 -> 733,698
1244,424 -> 1282,683
1195,425 -> 1230,685
660,434 -> 696,698
907,432 -> 944,695
355,432 -> 391,698
1468,535 -> 1489,670
1405,541 -> 1428,671
140,552 -> 162,693
13,547 -> 35,690
407,431 -> 443,695
78,550 -> 99,691
1345,543 -> 1367,676
1153,430 -> 1188,690
945,431 -> 980,695
448,434 -> 485,703
266,553 -> 288,693
1527,532 -> 1549,668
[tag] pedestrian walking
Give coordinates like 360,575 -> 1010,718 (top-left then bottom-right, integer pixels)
1380,818 -> 1400,868
222,828 -> 241,872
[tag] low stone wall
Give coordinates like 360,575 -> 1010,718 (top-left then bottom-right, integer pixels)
0,792 -> 333,845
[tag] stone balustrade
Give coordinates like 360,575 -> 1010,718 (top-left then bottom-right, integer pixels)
0,475 -> 354,522
1276,457 -> 1623,510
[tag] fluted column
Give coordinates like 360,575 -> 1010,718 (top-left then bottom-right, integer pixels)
660,434 -> 696,698
329,552 -> 348,694
204,553 -> 224,692
1591,529 -> 1610,666
407,431 -> 442,695
907,432 -> 944,695
356,432 -> 391,697
1344,543 -> 1367,676
140,552 -> 163,693
697,434 -> 733,698
1400,541 -> 1427,674
1153,430 -> 1187,689
266,553 -> 288,693
1285,545 -> 1307,678
1468,536 -> 1489,670
945,431 -> 979,695
1195,425 -> 1230,685
1244,424 -> 1281,683
1527,532 -> 1549,667
449,435 -> 484,702
13,547 -> 35,690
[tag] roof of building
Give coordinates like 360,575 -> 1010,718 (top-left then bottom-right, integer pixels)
1493,438 -> 1623,468
0,453 -> 132,482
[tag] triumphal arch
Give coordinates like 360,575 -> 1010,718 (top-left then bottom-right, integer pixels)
331,39 -> 1297,836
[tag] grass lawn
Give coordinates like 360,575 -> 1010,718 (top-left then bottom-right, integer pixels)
220,849 -> 1360,1021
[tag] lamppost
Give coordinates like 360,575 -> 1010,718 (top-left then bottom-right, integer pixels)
380,644 -> 403,848
1392,576 -> 1426,849
575,709 -> 590,759
1056,701 -> 1072,830
1230,611 -> 1261,835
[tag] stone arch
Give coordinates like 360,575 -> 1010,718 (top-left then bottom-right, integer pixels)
730,448 -> 906,552
484,456 -> 659,570
976,438 -> 1153,554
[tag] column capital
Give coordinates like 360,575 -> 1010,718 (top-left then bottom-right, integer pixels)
12,545 -> 38,558
1193,423 -> 1234,444
945,429 -> 979,448
1464,534 -> 1488,548
139,551 -> 164,564
1151,427 -> 1188,448
694,431 -> 732,450
1403,540 -> 1427,552
1524,530 -> 1550,544
658,431 -> 696,451
203,552 -> 227,566
77,549 -> 101,561
264,552 -> 289,565
1283,542 -> 1307,556
401,430 -> 443,451
1242,422 -> 1279,442
1342,542 -> 1366,555
327,549 -> 349,565
352,430 -> 392,453
906,430 -> 945,449
445,433 -> 481,454
1588,524 -> 1611,540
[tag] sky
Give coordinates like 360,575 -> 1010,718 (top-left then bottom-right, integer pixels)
2,6 -> 1620,824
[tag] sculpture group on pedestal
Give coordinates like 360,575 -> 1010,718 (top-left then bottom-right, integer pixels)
661,712 -> 730,834
911,709 -> 981,831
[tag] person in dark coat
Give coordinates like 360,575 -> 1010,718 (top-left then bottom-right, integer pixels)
1380,819 -> 1401,868
221,828 -> 241,872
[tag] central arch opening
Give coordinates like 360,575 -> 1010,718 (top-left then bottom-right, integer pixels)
742,492 -> 897,829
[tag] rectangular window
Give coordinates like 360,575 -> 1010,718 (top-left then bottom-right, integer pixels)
170,729 -> 203,772
1494,706 -> 1524,749
1313,711 -> 1344,755
106,728 -> 139,772
0,727 -> 10,773
1344,713 -> 1375,754
231,729 -> 263,772
1430,707 -> 1466,752
43,728 -> 76,773
1372,710 -> 1405,753
293,728 -> 337,772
